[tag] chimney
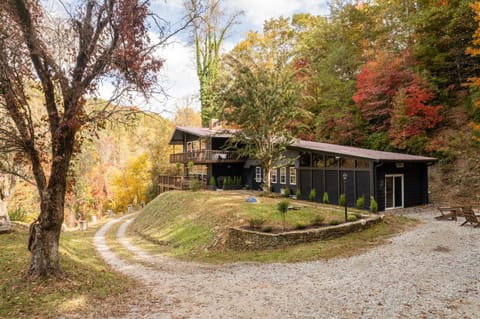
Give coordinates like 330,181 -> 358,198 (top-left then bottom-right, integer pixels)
208,119 -> 222,130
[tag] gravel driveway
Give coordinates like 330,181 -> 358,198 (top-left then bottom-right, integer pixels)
94,211 -> 480,319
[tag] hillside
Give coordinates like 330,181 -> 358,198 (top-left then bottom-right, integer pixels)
429,107 -> 480,206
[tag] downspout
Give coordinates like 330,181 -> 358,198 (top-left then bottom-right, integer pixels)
373,160 -> 384,208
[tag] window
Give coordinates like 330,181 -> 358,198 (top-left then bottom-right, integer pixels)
280,167 -> 287,184
255,167 -> 262,182
326,156 -> 338,168
356,160 -> 370,169
289,167 -> 296,185
271,169 -> 277,184
300,152 -> 311,167
340,158 -> 355,168
312,154 -> 324,168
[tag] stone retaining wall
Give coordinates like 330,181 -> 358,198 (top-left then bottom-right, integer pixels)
226,215 -> 384,251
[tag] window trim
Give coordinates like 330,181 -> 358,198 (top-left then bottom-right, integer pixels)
289,167 -> 296,185
271,169 -> 277,184
280,167 -> 287,184
255,167 -> 262,183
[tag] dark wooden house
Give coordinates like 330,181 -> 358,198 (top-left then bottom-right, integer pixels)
162,126 -> 436,212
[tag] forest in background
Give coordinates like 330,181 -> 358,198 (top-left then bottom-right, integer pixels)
8,0 -> 480,224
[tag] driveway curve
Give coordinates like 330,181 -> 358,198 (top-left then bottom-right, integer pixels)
94,211 -> 480,319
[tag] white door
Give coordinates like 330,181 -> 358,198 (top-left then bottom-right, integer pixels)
385,175 -> 404,210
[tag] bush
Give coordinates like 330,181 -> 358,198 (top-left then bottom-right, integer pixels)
322,192 -> 329,204
295,189 -> 301,199
189,179 -> 200,192
8,207 -> 35,223
356,195 -> 365,209
310,215 -> 325,226
209,176 -> 216,187
284,188 -> 291,198
339,193 -> 346,206
309,188 -> 316,202
329,220 -> 340,226
295,222 -> 306,230
347,214 -> 358,222
370,196 -> 378,213
261,226 -> 273,233
248,217 -> 266,228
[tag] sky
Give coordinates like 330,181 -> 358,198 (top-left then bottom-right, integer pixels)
42,0 -> 330,117
144,0 -> 330,117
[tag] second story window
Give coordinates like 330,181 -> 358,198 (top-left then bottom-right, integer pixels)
280,167 -> 286,184
255,167 -> 262,182
289,167 -> 296,185
271,169 -> 277,184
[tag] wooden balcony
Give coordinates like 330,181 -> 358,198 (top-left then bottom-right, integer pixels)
158,175 -> 207,191
169,150 -> 243,164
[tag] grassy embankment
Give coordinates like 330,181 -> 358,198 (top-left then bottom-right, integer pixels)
130,190 -> 418,263
0,222 -> 136,319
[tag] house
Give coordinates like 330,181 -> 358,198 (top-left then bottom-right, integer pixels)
162,124 -> 437,212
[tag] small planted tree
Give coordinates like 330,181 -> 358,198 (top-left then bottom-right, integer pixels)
277,200 -> 290,231
284,188 -> 291,198
309,189 -> 316,202
323,192 -> 329,204
370,196 -> 378,213
208,176 -> 216,189
295,189 -> 301,200
356,195 -> 365,209
339,193 -> 346,206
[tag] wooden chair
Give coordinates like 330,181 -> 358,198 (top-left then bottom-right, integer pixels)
460,207 -> 480,228
435,206 -> 462,221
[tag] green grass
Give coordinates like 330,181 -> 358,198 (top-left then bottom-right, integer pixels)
0,222 -> 136,318
132,191 -> 418,263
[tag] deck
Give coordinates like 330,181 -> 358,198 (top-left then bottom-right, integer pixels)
158,175 -> 207,191
169,150 -> 243,164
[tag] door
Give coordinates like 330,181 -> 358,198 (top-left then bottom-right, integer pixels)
385,175 -> 403,210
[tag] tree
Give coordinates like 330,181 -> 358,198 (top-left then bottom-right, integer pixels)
217,25 -> 307,191
0,0 -> 187,278
466,1 -> 480,142
185,0 -> 241,127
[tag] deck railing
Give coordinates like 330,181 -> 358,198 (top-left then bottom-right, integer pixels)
158,175 -> 207,191
169,150 -> 241,164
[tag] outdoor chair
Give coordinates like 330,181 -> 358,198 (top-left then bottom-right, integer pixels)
460,206 -> 480,228
435,206 -> 462,221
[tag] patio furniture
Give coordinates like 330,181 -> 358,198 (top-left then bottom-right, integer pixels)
435,206 -> 462,221
460,206 -> 480,228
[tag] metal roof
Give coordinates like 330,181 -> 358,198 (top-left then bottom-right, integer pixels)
169,126 -> 437,162
290,140 -> 437,162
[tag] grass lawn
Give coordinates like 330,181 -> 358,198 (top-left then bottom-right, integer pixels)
131,190 -> 419,263
0,222 -> 136,319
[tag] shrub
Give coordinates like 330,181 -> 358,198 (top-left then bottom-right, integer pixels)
209,176 -> 216,187
189,179 -> 200,192
295,222 -> 306,230
261,226 -> 273,233
356,195 -> 365,209
236,176 -> 243,187
370,196 -> 378,213
329,220 -> 340,226
339,193 -> 346,206
347,214 -> 358,222
322,192 -> 329,204
284,187 -> 291,198
248,217 -> 266,228
309,188 -> 316,202
295,189 -> 301,199
277,200 -> 290,230
310,215 -> 325,226
8,207 -> 34,223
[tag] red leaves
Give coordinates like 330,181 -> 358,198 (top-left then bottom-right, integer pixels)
354,51 -> 443,151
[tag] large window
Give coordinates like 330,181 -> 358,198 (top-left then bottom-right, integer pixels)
271,169 -> 277,184
289,167 -> 296,185
312,154 -> 324,168
255,167 -> 262,182
280,167 -> 287,184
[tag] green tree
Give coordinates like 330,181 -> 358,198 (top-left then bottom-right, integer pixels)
217,24 -> 307,191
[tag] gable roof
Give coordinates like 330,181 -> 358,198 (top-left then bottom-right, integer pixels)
290,140 -> 436,163
169,126 -> 237,145
169,126 -> 436,163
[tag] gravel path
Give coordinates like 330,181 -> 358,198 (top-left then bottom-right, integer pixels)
94,211 -> 480,319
